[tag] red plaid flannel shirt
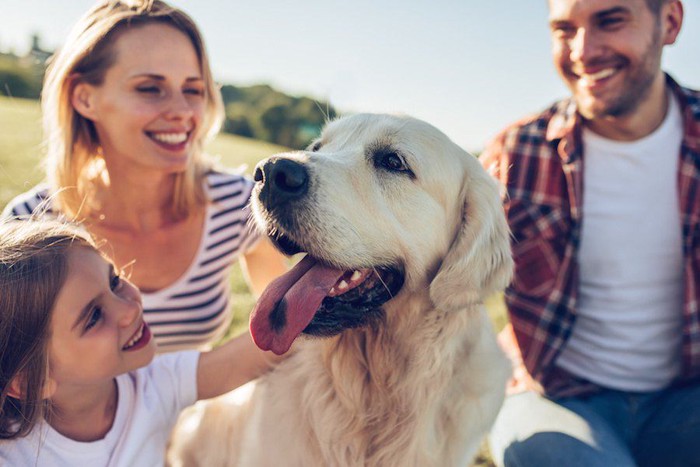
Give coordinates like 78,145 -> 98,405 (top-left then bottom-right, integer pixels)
481,75 -> 700,398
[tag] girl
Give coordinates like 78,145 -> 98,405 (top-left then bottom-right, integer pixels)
0,220 -> 276,465
2,0 -> 289,352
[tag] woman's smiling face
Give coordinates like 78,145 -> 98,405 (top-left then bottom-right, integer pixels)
73,22 -> 206,176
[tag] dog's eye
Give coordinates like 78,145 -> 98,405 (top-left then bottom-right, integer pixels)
374,149 -> 413,176
309,140 -> 322,152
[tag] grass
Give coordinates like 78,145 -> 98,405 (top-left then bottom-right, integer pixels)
0,95 -> 503,466
0,96 -> 45,207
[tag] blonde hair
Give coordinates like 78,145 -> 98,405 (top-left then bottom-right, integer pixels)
0,220 -> 97,439
42,0 -> 224,220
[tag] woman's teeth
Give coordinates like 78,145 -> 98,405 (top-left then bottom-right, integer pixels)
150,132 -> 188,144
123,323 -> 144,350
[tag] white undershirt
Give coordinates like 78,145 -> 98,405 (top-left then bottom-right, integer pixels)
556,93 -> 684,392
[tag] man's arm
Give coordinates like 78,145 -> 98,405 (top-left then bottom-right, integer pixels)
481,133 -> 543,395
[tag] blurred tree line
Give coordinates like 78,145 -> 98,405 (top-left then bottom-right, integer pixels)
0,55 -> 44,100
220,83 -> 336,149
0,37 -> 337,149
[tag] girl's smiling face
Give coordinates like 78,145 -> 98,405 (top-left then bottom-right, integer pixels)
46,246 -> 156,394
72,22 -> 206,177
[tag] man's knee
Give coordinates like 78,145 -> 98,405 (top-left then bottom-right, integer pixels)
501,432 -> 634,467
489,391 -> 636,467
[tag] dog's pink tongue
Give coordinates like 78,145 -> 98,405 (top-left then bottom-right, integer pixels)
250,255 -> 344,355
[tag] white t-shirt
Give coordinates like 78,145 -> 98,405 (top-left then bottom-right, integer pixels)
556,93 -> 684,391
0,351 -> 199,467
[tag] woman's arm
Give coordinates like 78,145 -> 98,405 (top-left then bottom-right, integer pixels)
196,331 -> 286,400
239,236 -> 289,297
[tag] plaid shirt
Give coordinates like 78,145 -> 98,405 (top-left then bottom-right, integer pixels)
481,75 -> 700,397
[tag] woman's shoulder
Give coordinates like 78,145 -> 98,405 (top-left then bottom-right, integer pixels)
204,168 -> 253,189
1,184 -> 54,219
200,168 -> 260,251
203,169 -> 255,205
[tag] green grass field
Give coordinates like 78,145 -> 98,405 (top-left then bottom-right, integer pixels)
0,95 -> 502,466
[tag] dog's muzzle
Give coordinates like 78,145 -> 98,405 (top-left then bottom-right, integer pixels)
254,157 -> 309,211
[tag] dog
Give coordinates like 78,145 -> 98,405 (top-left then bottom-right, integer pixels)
168,113 -> 513,466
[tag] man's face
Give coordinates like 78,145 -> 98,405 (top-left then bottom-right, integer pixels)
548,0 -> 669,120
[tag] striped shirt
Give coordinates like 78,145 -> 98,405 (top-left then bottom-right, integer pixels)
480,75 -> 700,397
2,170 -> 260,352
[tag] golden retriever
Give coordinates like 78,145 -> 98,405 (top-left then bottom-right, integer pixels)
168,113 -> 513,466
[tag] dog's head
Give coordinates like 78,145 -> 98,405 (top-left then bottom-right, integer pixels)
249,114 -> 512,354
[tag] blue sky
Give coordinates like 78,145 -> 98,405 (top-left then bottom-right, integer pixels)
2,0 -> 699,152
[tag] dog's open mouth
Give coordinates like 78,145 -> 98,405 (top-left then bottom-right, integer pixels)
249,235 -> 404,355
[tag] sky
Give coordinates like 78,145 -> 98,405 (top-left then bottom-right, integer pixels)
2,0 -> 699,152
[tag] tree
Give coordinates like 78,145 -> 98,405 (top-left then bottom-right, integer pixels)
219,83 -> 338,148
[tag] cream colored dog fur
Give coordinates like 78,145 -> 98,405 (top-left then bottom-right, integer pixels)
168,113 -> 512,466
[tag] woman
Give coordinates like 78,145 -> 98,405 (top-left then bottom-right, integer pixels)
2,0 -> 288,352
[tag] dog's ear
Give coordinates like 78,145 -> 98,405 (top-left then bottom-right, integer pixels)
429,170 -> 513,311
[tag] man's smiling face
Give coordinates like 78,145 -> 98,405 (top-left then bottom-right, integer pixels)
548,0 -> 667,120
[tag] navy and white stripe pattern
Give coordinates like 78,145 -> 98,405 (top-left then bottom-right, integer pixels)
2,171 -> 260,352
2,184 -> 55,219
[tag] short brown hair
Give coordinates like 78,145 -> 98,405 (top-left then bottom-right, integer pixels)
644,0 -> 672,15
0,220 -> 96,439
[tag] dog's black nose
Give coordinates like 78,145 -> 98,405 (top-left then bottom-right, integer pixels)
255,157 -> 309,208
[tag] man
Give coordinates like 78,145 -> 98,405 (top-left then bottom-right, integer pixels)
481,0 -> 700,465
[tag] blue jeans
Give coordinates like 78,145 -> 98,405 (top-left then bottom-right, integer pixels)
488,382 -> 700,467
